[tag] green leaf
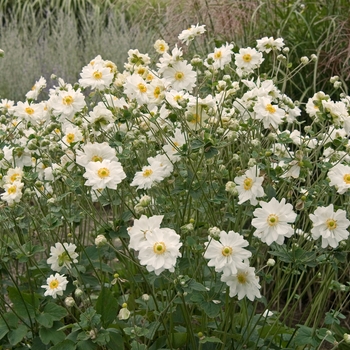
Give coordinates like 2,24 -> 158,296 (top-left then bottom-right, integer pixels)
200,300 -> 221,318
316,328 -> 336,344
106,329 -> 124,350
131,340 -> 147,350
170,332 -> 188,348
44,302 -> 68,321
96,289 -> 119,327
8,324 -> 28,345
37,313 -> 54,328
199,336 -> 223,344
0,322 -> 9,340
77,339 -> 96,350
39,322 -> 66,345
49,339 -> 76,350
8,287 -> 39,321
187,279 -> 208,292
294,325 -> 319,347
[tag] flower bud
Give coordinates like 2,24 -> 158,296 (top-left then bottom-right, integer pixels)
95,234 -> 107,247
267,258 -> 276,267
344,333 -> 350,343
64,296 -> 75,307
141,294 -> 150,301
300,56 -> 309,65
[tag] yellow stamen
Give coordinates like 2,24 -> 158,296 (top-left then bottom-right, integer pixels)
25,107 -> 34,115
237,272 -> 248,284
326,218 -> 337,230
66,133 -> 75,143
265,104 -> 276,114
214,51 -> 222,60
243,178 -> 253,190
93,71 -> 103,80
242,54 -> 252,62
343,174 -> 350,184
143,169 -> 153,177
137,83 -> 147,93
7,185 -> 17,194
97,167 -> 110,178
153,242 -> 166,254
92,155 -> 103,162
174,71 -> 184,81
62,96 -> 74,106
49,279 -> 59,289
221,246 -> 232,257
267,214 -> 279,227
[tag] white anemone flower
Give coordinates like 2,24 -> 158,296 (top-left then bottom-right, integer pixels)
130,160 -> 167,190
234,166 -> 265,205
235,47 -> 264,72
204,230 -> 252,275
83,159 -> 126,190
309,204 -> 350,248
221,262 -> 261,301
47,242 -> 79,272
252,198 -> 297,245
178,24 -> 206,45
128,214 -> 164,251
1,181 -> 24,205
137,227 -> 182,275
41,273 -> 69,299
256,37 -> 284,53
253,97 -> 285,129
328,163 -> 350,194
162,61 -> 196,91
76,142 -> 119,167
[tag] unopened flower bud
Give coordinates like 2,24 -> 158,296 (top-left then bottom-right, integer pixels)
267,258 -> 276,267
141,294 -> 150,301
300,56 -> 309,65
95,234 -> 107,247
75,288 -> 84,297
344,333 -> 350,343
65,296 -> 75,307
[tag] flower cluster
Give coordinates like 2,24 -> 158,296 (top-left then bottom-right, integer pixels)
1,25 -> 350,311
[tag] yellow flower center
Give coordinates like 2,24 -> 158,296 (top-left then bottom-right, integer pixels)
137,83 -> 147,93
265,104 -> 276,114
343,174 -> 350,184
153,242 -> 166,254
214,51 -> 222,60
25,107 -> 34,115
66,133 -> 75,143
267,214 -> 279,227
159,44 -> 166,52
175,71 -> 184,81
92,155 -> 103,162
221,246 -> 232,257
105,62 -> 116,73
143,169 -> 153,177
63,95 -> 74,106
237,272 -> 248,284
154,87 -> 161,99
10,173 -> 20,183
242,54 -> 252,62
243,177 -> 253,190
7,185 -> 17,194
187,113 -> 200,124
326,218 -> 337,230
49,279 -> 59,289
137,67 -> 146,75
93,71 -> 103,80
174,95 -> 181,101
97,167 -> 110,178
